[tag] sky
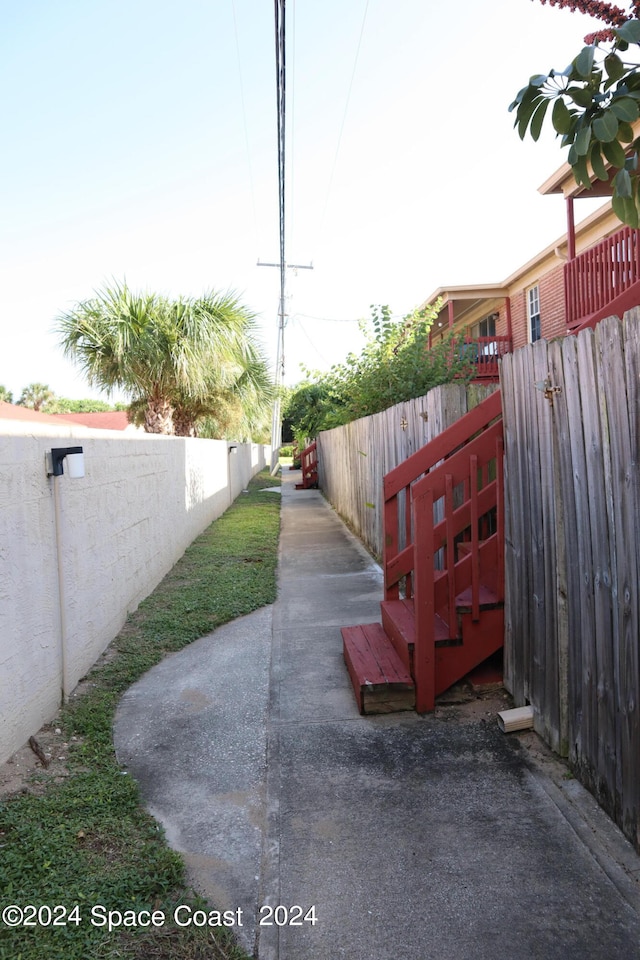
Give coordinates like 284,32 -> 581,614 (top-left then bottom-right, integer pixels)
0,0 -> 608,402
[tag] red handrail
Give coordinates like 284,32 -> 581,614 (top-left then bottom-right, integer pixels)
383,391 -> 502,601
412,428 -> 504,711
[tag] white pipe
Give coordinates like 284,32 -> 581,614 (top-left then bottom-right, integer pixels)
497,705 -> 534,733
52,475 -> 69,702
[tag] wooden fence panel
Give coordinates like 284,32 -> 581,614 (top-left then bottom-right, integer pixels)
500,344 -> 519,699
560,333 -> 594,771
597,318 -> 640,842
317,383 -> 495,560
623,310 -> 640,850
501,347 -> 533,705
532,339 -> 561,753
548,339 -> 570,755
501,312 -> 640,851
580,328 -> 617,809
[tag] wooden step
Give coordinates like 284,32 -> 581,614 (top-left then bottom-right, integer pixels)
380,599 -> 451,676
341,623 -> 415,715
435,608 -> 504,695
455,583 -> 501,612
379,596 -> 504,706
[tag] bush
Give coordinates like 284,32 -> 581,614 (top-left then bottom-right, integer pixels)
284,303 -> 474,435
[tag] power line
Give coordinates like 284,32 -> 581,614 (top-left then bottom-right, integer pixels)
288,0 -> 296,258
292,314 -> 332,369
266,0 -> 287,472
296,312 -> 363,323
265,2 -> 314,470
274,0 -> 286,320
316,0 -> 371,247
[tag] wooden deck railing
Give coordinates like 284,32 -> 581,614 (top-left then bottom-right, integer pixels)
460,335 -> 512,380
565,225 -> 640,330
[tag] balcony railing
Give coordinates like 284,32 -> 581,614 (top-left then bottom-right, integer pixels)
459,335 -> 512,380
565,225 -> 640,330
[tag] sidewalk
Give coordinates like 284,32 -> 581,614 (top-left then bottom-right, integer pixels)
113,469 -> 640,959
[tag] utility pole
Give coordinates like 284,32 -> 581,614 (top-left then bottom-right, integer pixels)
267,0 -> 314,474
257,259 -> 313,472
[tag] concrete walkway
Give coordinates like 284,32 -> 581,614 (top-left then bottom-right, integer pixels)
114,470 -> 640,960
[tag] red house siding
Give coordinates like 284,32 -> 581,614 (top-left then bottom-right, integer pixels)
539,263 -> 566,341
508,261 -> 566,350
510,292 -> 528,352
495,305 -> 509,338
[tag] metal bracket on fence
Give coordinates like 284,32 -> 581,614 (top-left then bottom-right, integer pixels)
534,377 -> 562,406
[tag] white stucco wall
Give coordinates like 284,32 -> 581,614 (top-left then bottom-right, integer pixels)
0,422 -> 269,764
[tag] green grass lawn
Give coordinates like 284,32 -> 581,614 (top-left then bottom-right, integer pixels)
0,469 -> 281,960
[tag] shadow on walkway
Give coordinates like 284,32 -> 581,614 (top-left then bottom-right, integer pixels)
114,470 -> 640,959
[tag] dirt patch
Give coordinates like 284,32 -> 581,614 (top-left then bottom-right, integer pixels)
435,680 -> 575,788
0,640 -> 123,800
0,720 -> 81,799
435,678 -> 513,722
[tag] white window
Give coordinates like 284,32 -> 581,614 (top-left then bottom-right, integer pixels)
470,313 -> 497,339
528,286 -> 541,343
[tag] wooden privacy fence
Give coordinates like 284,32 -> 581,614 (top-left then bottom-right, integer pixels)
316,383 -> 497,561
501,311 -> 640,850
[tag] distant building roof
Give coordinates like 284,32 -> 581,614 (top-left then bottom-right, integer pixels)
52,411 -> 133,431
0,402 -> 139,433
0,401 -> 69,425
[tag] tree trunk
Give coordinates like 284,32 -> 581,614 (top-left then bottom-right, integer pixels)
173,412 -> 197,437
144,398 -> 174,434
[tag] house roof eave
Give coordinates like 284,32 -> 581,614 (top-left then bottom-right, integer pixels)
421,286 -> 509,331
538,117 -> 640,198
422,199 -> 615,329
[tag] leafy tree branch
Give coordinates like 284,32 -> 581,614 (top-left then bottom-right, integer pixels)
284,302 -> 473,441
511,1 -> 640,225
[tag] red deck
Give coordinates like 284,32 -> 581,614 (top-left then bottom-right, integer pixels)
565,225 -> 640,331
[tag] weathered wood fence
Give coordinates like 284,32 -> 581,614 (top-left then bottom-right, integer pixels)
501,312 -> 640,850
317,382 -> 497,560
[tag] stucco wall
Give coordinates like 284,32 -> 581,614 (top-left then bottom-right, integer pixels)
0,422 -> 269,764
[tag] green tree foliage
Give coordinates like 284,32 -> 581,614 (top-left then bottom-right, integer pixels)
56,281 -> 274,437
17,382 -> 55,411
0,385 -> 13,403
283,381 -> 338,448
510,2 -> 640,225
48,397 -> 116,413
170,344 -> 274,439
284,303 -> 472,440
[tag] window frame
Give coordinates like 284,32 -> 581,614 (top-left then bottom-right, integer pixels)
470,312 -> 497,339
527,285 -> 541,343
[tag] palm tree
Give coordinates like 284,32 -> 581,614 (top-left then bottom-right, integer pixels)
18,382 -> 54,412
56,282 -> 273,436
57,284 -> 173,432
0,385 -> 13,404
171,334 -> 275,437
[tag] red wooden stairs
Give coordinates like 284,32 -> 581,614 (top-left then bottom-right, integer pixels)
342,390 -> 505,714
295,441 -> 319,489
